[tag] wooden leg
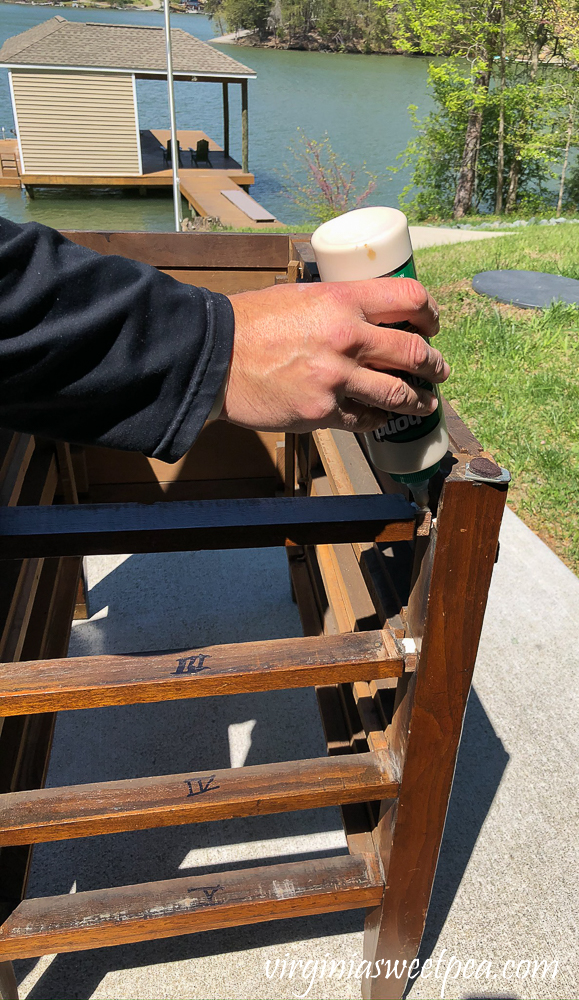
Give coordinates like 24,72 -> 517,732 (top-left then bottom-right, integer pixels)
284,432 -> 297,497
0,962 -> 18,1000
362,471 -> 507,999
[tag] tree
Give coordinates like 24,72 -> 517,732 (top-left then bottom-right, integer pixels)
391,0 -> 502,218
392,0 -> 579,217
208,0 -> 271,36
397,58 -> 563,218
397,63 -> 489,220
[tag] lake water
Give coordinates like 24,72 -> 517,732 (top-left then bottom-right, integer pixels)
0,3 -> 434,229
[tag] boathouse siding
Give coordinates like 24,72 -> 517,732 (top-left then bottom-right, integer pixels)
10,69 -> 141,176
1,18 -> 256,183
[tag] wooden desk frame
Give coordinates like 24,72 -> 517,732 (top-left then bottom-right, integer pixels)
0,232 -> 508,1000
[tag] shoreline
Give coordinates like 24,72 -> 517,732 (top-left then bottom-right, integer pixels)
210,28 -> 408,54
0,3 -> 410,50
0,1 -> 168,9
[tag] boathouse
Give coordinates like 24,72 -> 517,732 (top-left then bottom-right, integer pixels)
0,17 -> 255,179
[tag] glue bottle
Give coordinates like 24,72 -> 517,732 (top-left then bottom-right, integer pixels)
311,206 -> 449,507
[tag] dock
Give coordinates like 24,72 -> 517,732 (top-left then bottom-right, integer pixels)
1,130 -> 280,229
0,138 -> 21,188
0,18 -> 275,227
149,129 -> 279,228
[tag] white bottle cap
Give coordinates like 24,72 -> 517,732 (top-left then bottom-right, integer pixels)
311,207 -> 413,282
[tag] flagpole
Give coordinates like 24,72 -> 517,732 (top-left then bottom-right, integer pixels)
163,0 -> 182,232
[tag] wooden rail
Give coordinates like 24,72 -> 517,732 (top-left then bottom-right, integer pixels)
0,854 -> 384,962
0,629 -> 403,715
0,751 -> 398,846
0,494 -> 416,559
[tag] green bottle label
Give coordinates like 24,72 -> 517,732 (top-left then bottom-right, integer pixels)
389,258 -> 417,280
373,255 -> 442,447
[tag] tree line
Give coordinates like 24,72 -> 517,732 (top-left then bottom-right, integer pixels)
207,0 -> 579,218
205,0 -> 399,52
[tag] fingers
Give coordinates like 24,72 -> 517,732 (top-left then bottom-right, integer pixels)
333,399 -> 394,434
355,324 -> 450,384
344,277 -> 440,338
344,367 -> 438,416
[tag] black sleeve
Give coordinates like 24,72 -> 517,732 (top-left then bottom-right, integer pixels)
0,216 -> 235,463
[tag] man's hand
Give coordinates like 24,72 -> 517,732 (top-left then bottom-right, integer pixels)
222,277 -> 448,434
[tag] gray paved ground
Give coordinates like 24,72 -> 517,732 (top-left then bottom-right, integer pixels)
408,226 -> 513,249
14,508 -> 578,1000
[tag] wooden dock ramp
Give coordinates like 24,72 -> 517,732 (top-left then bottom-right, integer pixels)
179,170 -> 279,228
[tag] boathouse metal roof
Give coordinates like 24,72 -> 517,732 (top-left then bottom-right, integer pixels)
0,16 -> 256,80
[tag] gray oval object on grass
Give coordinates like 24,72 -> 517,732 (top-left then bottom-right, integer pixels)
472,269 -> 579,309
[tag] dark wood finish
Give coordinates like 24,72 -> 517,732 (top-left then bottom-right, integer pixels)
0,441 -> 60,662
442,398 -> 484,456
289,525 -> 379,859
0,629 -> 402,716
0,854 -> 384,961
316,685 -> 376,857
0,435 -> 34,508
73,562 -> 88,621
0,961 -> 17,1000
362,471 -> 508,999
284,433 -> 297,496
85,477 -> 277,505
0,751 -> 397,846
162,269 -> 282,295
83,426 -> 281,488
287,547 -> 325,637
55,443 -> 79,505
0,233 -> 509,999
310,473 -> 381,633
0,494 -> 416,560
0,439 -> 80,941
312,430 -> 406,623
62,231 -> 291,271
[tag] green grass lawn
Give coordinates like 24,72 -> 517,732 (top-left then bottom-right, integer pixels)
414,227 -> 579,574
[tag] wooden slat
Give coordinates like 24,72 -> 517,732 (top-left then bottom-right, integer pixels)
313,429 -> 378,497
0,442 -> 59,661
287,548 -> 324,637
161,269 -> 281,296
442,398 -> 484,457
0,558 -> 44,663
316,685 -> 377,856
314,429 -> 409,620
0,435 -> 34,507
310,472 -> 381,633
0,854 -> 384,960
0,494 -> 416,560
303,545 -> 341,636
62,231 -> 292,270
0,750 -> 398,846
0,628 -> 402,716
